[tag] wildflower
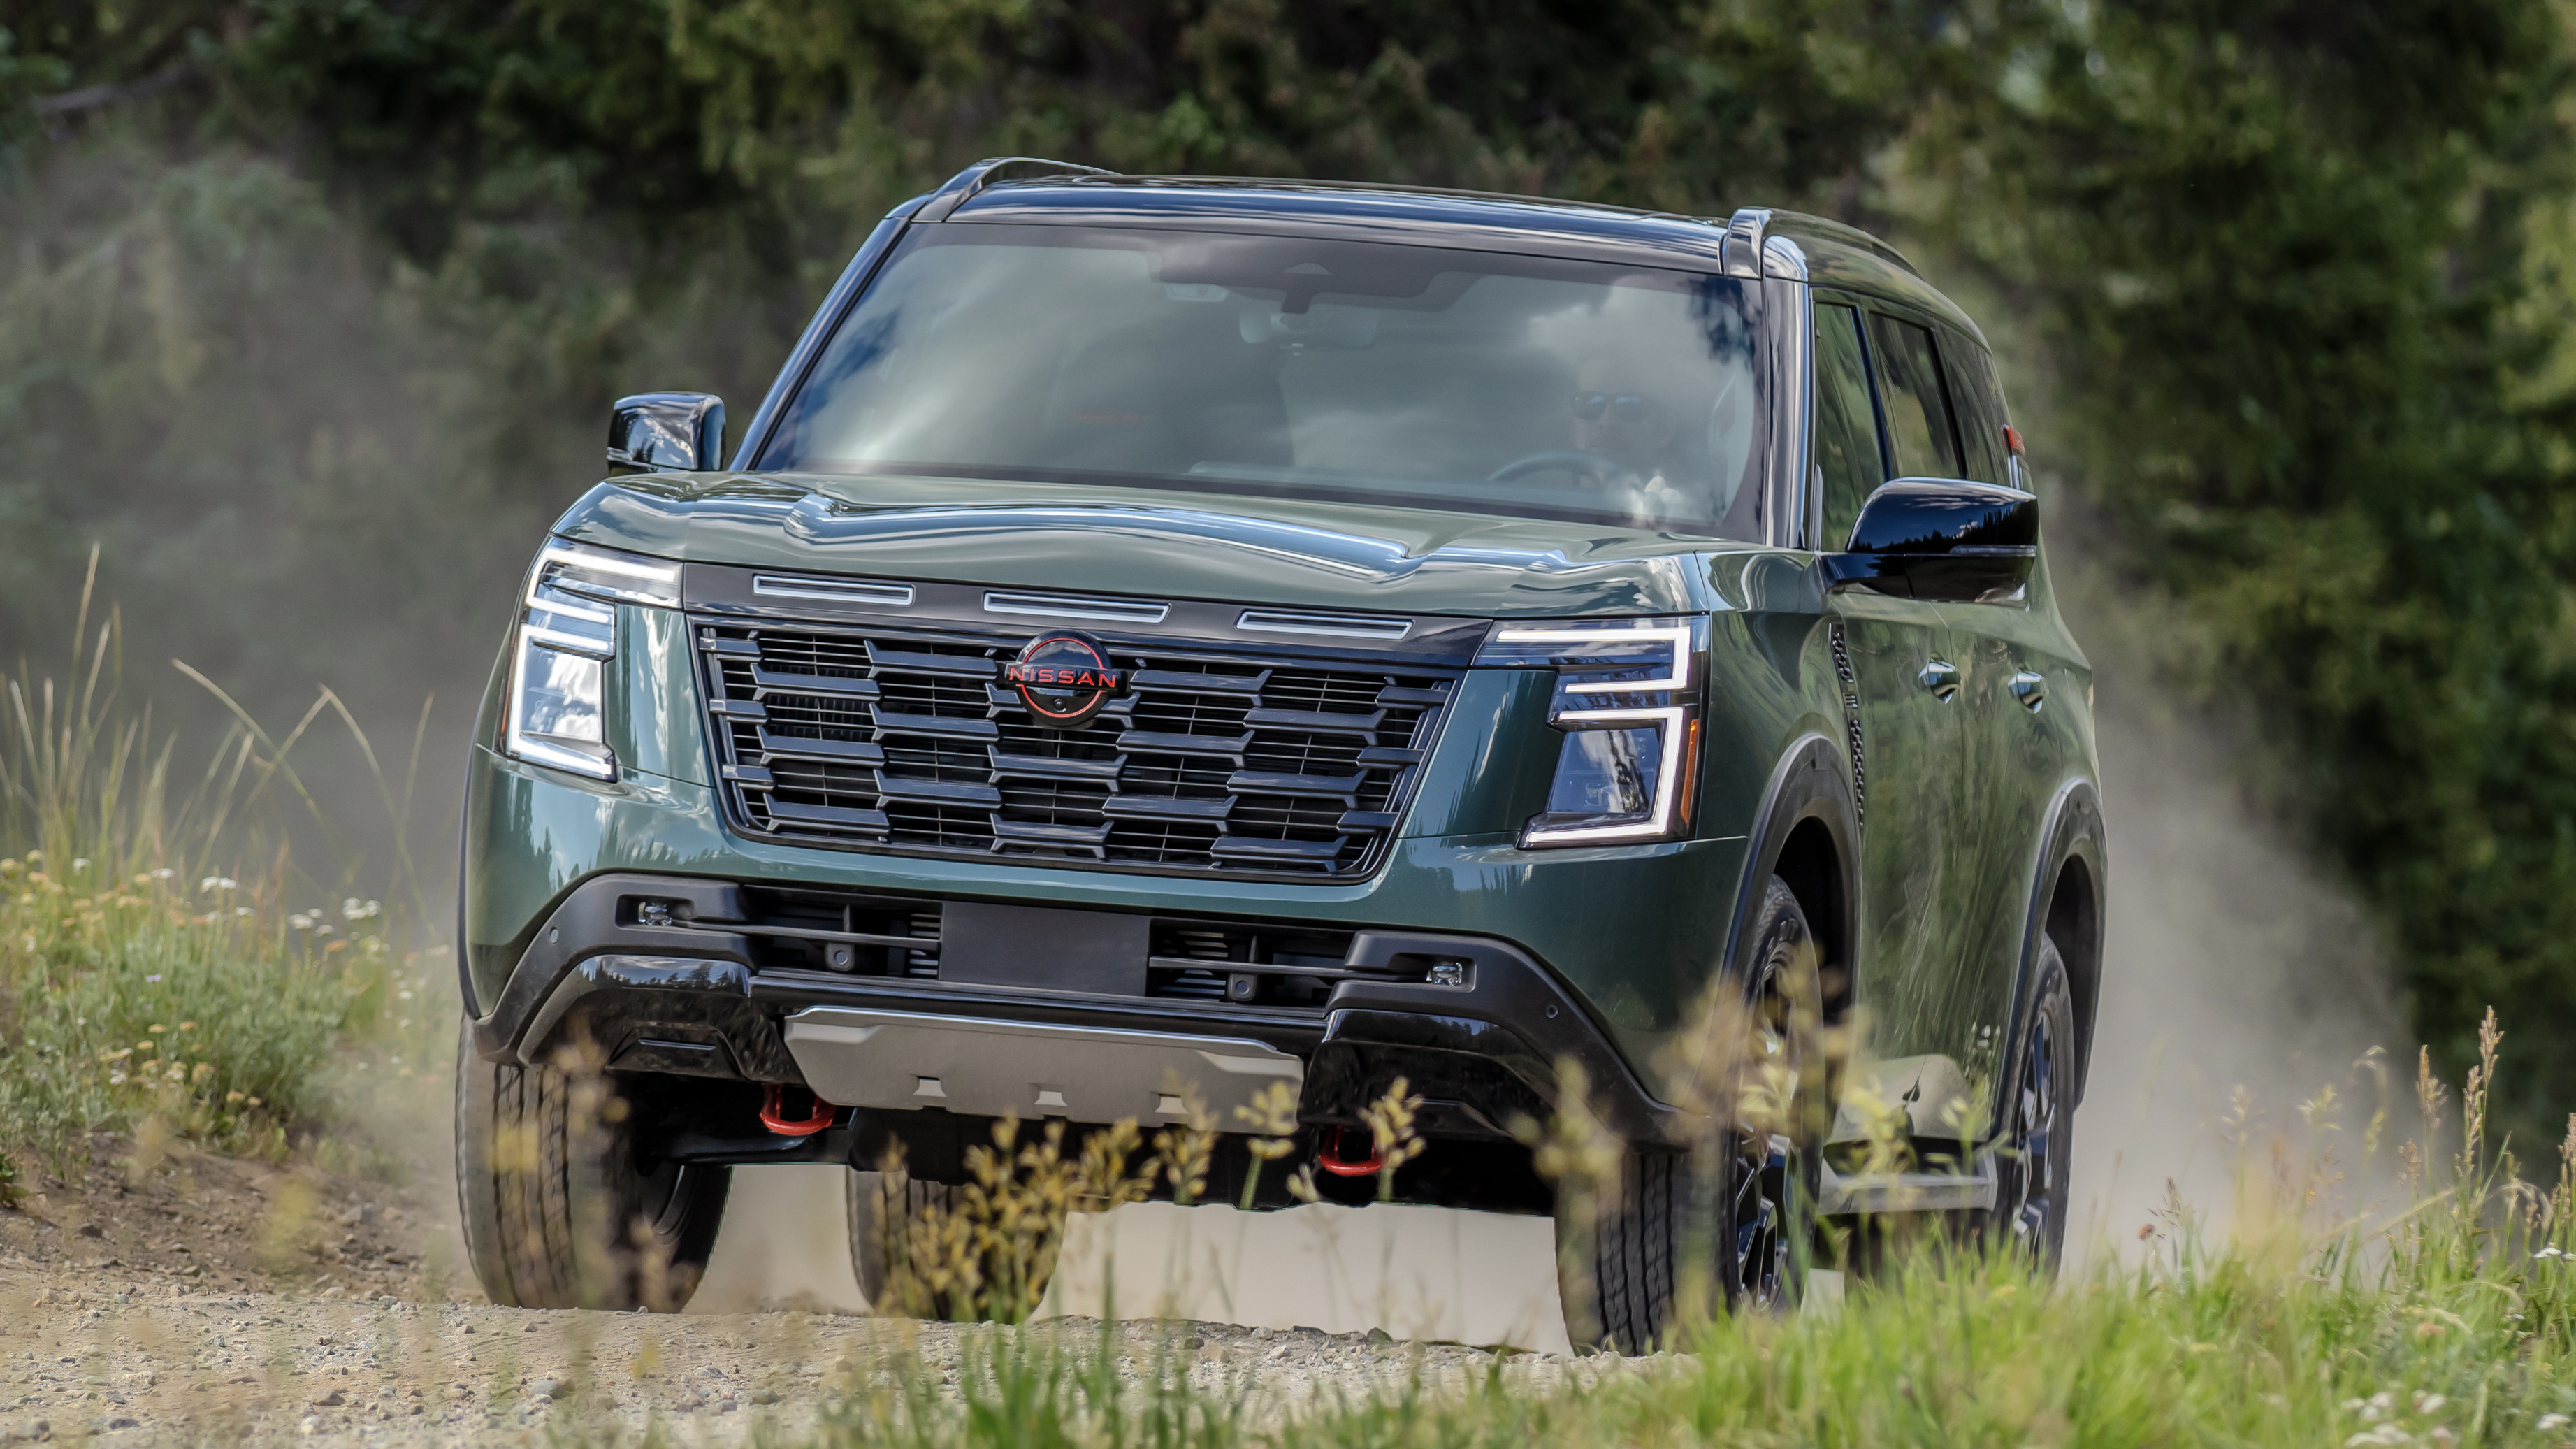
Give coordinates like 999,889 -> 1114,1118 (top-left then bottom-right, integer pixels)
226,1090 -> 244,1104
245,1096 -> 262,1108
147,1024 -> 165,1034
199,877 -> 238,893
289,914 -> 314,930
150,867 -> 173,879
178,1021 -> 195,1031
23,849 -> 37,860
144,974 -> 161,983
0,858 -> 17,876
233,906 -> 251,917
2538,1246 -> 2567,1260
2415,1392 -> 2447,1415
397,990 -> 414,1002
2345,1426 -> 2412,1447
342,898 -> 382,921
71,858 -> 87,871
2539,1413 -> 2570,1431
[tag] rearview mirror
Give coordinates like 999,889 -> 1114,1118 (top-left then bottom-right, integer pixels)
1821,477 -> 2037,603
607,392 -> 726,473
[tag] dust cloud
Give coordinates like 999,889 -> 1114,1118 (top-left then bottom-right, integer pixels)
2061,575 -> 2414,1262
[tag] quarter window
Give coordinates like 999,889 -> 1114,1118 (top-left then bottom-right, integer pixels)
1868,315 -> 1964,480
1942,340 -> 2015,488
1814,303 -> 1886,550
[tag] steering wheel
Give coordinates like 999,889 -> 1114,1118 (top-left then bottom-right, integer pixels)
1487,449 -> 1642,490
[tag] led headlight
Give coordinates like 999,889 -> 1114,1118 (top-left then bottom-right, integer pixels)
1476,618 -> 1704,847
502,540 -> 681,780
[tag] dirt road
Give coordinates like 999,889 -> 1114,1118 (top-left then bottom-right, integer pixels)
0,1139 -> 1605,1445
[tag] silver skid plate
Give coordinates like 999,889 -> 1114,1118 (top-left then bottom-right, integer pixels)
781,1007 -> 1303,1126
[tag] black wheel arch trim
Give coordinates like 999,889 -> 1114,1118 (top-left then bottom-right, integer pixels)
1717,732 -> 1862,1020
1992,777 -> 2108,1137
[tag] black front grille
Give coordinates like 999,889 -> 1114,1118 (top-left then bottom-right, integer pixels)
697,618 -> 1454,878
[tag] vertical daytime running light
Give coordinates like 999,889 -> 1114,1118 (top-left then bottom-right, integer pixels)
503,541 -> 681,781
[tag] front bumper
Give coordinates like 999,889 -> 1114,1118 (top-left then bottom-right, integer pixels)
470,867 -> 1686,1152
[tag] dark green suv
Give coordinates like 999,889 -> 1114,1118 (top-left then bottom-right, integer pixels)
454,158 -> 2106,1349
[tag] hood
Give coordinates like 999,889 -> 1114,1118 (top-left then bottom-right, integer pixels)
553,471 -> 1751,618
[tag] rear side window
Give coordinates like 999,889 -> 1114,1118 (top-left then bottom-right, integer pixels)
1942,338 -> 2013,486
1814,303 -> 1886,550
1868,315 -> 1963,479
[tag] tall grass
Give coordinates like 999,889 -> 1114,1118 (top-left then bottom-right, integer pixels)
0,554 -> 442,1179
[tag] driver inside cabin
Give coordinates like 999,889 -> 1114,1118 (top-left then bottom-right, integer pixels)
1562,356 -> 1709,524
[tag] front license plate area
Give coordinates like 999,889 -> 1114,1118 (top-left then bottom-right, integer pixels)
935,902 -> 1149,997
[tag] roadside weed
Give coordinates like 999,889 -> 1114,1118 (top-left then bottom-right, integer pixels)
0,555 -> 440,1175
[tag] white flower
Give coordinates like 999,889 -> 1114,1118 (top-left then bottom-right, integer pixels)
144,975 -> 161,984
71,858 -> 88,870
397,990 -> 413,1002
150,867 -> 174,880
2415,1392 -> 2446,1415
199,877 -> 238,893
289,914 -> 315,931
233,906 -> 252,917
2345,1425 -> 2412,1448
342,897 -> 382,921
2538,1413 -> 2570,1431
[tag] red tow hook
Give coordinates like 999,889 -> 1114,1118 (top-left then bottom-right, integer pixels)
760,1083 -> 839,1137
1315,1124 -> 1382,1178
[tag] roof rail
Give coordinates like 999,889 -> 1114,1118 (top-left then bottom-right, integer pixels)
916,157 -> 1116,222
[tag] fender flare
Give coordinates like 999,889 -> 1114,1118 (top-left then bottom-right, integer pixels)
1715,733 -> 1863,1013
1992,777 -> 2108,1130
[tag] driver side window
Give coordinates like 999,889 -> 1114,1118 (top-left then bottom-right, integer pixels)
1814,302 -> 1885,550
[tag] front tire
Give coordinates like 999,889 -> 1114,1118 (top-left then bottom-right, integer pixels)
454,1018 -> 731,1309
1558,876 -> 1824,1351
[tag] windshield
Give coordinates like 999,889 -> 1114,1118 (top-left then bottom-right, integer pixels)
758,224 -> 1767,539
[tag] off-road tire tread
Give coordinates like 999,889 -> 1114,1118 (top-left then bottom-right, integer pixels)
453,1018 -> 728,1311
1590,1153 -> 1681,1351
846,1169 -> 962,1313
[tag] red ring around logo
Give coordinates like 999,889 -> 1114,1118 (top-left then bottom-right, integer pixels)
1005,630 -> 1127,728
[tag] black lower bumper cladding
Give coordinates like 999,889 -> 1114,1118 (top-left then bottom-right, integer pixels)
473,872 -> 1677,1204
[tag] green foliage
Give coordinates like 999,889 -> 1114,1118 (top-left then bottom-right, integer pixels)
13,1 -> 2576,1127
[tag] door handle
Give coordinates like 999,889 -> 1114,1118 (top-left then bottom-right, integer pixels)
1918,659 -> 1960,701
2008,670 -> 2048,712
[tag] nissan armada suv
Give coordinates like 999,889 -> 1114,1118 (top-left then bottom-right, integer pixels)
454,159 -> 2107,1350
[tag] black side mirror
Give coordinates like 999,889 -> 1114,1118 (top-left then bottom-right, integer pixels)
1821,477 -> 2038,603
607,392 -> 726,473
